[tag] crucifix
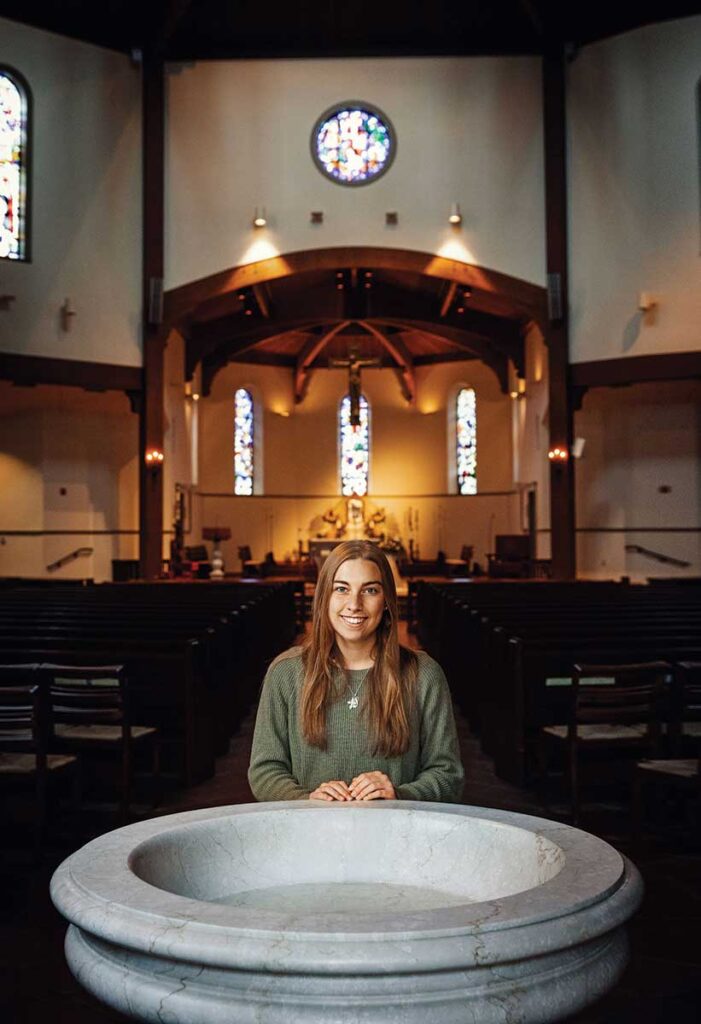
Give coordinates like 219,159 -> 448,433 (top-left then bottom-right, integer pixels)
329,347 -> 381,425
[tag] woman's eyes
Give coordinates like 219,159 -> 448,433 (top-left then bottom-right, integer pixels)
333,585 -> 381,595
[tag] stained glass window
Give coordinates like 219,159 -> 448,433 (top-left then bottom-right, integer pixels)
340,394 -> 369,496
0,68 -> 29,261
234,388 -> 254,495
312,104 -> 394,186
456,387 -> 477,494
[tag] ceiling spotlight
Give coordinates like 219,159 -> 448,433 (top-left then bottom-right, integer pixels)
252,207 -> 267,229
449,202 -> 462,226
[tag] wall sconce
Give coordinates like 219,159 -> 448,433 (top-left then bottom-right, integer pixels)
60,298 -> 76,332
252,207 -> 267,229
638,292 -> 656,312
448,203 -> 462,226
144,448 -> 164,467
310,211 -> 323,224
548,447 -> 569,462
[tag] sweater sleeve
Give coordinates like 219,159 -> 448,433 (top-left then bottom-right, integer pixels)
395,657 -> 464,803
248,660 -> 310,801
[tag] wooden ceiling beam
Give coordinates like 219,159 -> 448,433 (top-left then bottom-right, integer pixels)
186,320 -> 318,381
518,0 -> 545,37
439,281 -> 458,318
374,319 -> 490,359
295,320 -> 352,402
190,315 -> 317,348
380,321 -> 510,392
376,316 -> 525,377
252,283 -> 272,318
359,320 -> 415,403
164,247 -> 547,326
160,0 -> 195,46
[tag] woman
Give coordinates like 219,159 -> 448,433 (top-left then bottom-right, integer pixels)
248,540 -> 463,802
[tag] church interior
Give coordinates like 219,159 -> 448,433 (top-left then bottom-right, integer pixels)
0,1 -> 700,1021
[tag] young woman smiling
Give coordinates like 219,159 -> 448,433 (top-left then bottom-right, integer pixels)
248,540 -> 464,803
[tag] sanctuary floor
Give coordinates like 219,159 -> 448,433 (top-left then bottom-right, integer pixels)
1,628 -> 700,1023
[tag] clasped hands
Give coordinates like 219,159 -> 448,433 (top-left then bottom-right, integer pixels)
309,771 -> 395,802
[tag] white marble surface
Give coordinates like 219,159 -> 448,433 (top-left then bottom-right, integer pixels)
51,802 -> 643,1023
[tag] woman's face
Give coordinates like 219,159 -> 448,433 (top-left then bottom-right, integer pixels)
328,558 -> 385,647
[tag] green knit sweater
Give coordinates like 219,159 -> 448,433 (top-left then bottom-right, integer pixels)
248,648 -> 464,803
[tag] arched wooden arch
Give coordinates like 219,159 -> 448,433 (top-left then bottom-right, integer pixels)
164,246 -> 547,399
164,246 -> 547,327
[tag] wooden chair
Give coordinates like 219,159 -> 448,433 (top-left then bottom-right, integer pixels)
42,663 -> 160,824
238,545 -> 265,577
0,682 -> 79,855
633,756 -> 701,841
670,662 -> 701,755
540,661 -> 670,824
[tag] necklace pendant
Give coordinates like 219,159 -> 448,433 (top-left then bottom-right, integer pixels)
347,696 -> 359,710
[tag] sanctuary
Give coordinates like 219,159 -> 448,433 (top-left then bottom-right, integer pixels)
1,4 -> 701,1022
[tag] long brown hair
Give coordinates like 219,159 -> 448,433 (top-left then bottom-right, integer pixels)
300,540 -> 418,756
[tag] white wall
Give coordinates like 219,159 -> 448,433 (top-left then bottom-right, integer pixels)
574,380 -> 701,579
165,56 -> 545,288
568,15 -> 701,363
0,383 -> 139,580
0,18 -> 142,366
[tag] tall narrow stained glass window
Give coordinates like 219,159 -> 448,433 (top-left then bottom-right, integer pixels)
456,387 -> 477,494
234,388 -> 254,495
0,68 -> 29,261
340,394 -> 369,496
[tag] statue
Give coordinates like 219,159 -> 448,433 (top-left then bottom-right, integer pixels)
345,497 -> 365,540
322,507 -> 344,539
366,507 -> 387,543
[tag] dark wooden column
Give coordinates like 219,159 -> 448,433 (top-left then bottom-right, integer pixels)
139,56 -> 166,579
543,49 -> 576,579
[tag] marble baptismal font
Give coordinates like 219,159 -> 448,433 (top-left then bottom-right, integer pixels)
51,801 -> 642,1023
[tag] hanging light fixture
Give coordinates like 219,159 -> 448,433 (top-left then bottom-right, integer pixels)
448,202 -> 462,226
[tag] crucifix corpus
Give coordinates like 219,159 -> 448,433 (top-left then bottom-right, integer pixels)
330,348 -> 381,426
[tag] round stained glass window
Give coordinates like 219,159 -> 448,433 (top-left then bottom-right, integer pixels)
311,102 -> 395,187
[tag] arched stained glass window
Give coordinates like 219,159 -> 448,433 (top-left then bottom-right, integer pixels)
0,68 -> 29,261
340,394 -> 369,496
234,388 -> 254,495
456,387 -> 477,494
